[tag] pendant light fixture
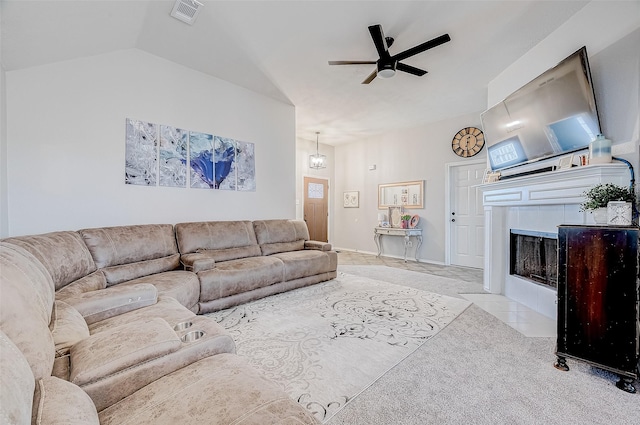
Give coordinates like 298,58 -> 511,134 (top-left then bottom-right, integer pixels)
309,132 -> 327,169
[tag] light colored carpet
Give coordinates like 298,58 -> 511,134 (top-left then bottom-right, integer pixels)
208,272 -> 471,422
327,265 -> 640,425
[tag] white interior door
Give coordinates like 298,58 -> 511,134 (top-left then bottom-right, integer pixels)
449,161 -> 486,268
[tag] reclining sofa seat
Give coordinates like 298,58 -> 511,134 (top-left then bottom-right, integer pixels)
0,234 -> 238,411
0,241 -> 321,424
175,219 -> 337,313
0,230 -> 205,381
79,224 -> 201,312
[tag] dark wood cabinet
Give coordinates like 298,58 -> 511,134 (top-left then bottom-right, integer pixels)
555,225 -> 639,393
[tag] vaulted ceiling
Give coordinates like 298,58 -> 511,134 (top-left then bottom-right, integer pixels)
1,0 -> 589,145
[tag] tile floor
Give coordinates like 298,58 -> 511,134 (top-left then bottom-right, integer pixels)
459,293 -> 556,337
337,250 -> 556,338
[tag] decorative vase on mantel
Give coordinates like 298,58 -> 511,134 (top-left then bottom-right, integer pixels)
591,207 -> 608,224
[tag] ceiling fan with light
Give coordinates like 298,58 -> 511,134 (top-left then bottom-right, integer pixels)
329,24 -> 451,84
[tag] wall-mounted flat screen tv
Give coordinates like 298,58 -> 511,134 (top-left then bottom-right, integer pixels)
480,47 -> 600,171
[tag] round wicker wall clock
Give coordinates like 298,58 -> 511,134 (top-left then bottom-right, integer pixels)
451,127 -> 485,158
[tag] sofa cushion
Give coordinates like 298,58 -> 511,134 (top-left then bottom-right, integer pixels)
74,317 -> 235,411
3,231 -> 97,291
79,224 -> 179,284
63,283 -> 158,325
175,221 -> 262,266
179,252 -> 217,273
55,270 -> 107,299
120,270 -> 200,312
51,300 -> 90,356
197,256 -> 284,303
175,220 -> 257,252
304,240 -> 332,251
32,376 -> 99,425
0,330 -> 36,425
70,318 -> 181,387
253,219 -> 309,255
101,254 -> 181,286
271,250 -> 335,281
88,296 -> 194,334
98,353 -> 320,425
0,242 -> 55,381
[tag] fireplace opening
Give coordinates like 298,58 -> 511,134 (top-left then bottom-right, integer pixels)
510,229 -> 558,289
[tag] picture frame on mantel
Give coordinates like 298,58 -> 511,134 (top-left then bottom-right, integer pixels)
343,191 -> 359,208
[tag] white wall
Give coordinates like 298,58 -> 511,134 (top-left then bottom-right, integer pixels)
0,64 -> 7,238
332,111 -> 486,264
295,137 -> 334,242
5,49 -> 296,236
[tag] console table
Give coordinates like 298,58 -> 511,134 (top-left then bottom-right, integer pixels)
374,227 -> 423,262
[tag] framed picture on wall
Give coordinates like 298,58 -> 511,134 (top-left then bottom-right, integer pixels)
343,191 -> 359,208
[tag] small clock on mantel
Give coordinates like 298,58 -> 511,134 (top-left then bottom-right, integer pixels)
451,127 -> 485,158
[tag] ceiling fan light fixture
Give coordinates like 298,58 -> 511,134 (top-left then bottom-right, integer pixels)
377,61 -> 396,79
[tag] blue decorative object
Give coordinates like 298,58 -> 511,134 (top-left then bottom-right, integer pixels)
126,118 -> 256,191
189,132 -> 215,188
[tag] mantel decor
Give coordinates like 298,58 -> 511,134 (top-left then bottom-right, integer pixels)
580,183 -> 636,225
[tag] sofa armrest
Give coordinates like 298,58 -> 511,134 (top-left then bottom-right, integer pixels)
180,253 -> 216,273
304,240 -> 332,251
69,318 -> 180,387
63,284 -> 157,325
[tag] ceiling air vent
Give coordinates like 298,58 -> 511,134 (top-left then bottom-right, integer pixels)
170,0 -> 204,25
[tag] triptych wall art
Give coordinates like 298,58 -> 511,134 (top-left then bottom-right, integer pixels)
125,118 -> 256,191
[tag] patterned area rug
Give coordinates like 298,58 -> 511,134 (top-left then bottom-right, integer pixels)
207,272 -> 471,422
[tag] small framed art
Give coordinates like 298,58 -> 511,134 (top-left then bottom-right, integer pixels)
558,154 -> 574,170
343,191 -> 359,208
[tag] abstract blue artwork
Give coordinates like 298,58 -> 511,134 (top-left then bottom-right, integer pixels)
125,118 -> 158,186
125,118 -> 256,192
214,136 -> 236,190
236,140 -> 256,191
189,131 -> 215,189
159,125 -> 187,187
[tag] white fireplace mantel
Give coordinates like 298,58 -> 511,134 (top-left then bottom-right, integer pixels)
479,163 -> 631,207
478,163 -> 631,318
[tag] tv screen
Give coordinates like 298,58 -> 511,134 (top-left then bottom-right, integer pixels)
481,47 -> 600,171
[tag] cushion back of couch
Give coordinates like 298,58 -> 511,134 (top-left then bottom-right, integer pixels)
0,329 -> 36,424
79,224 -> 180,286
253,220 -> 309,256
0,242 -> 56,382
175,221 -> 261,262
3,231 -> 97,291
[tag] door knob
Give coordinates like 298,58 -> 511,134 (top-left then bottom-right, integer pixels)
451,219 -> 456,222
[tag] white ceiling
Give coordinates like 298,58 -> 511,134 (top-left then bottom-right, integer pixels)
1,0 -> 589,145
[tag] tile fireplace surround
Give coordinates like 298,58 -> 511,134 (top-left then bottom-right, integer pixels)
479,163 -> 630,319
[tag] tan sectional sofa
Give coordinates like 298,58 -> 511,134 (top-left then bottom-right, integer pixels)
175,219 -> 337,312
0,219 -> 335,424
